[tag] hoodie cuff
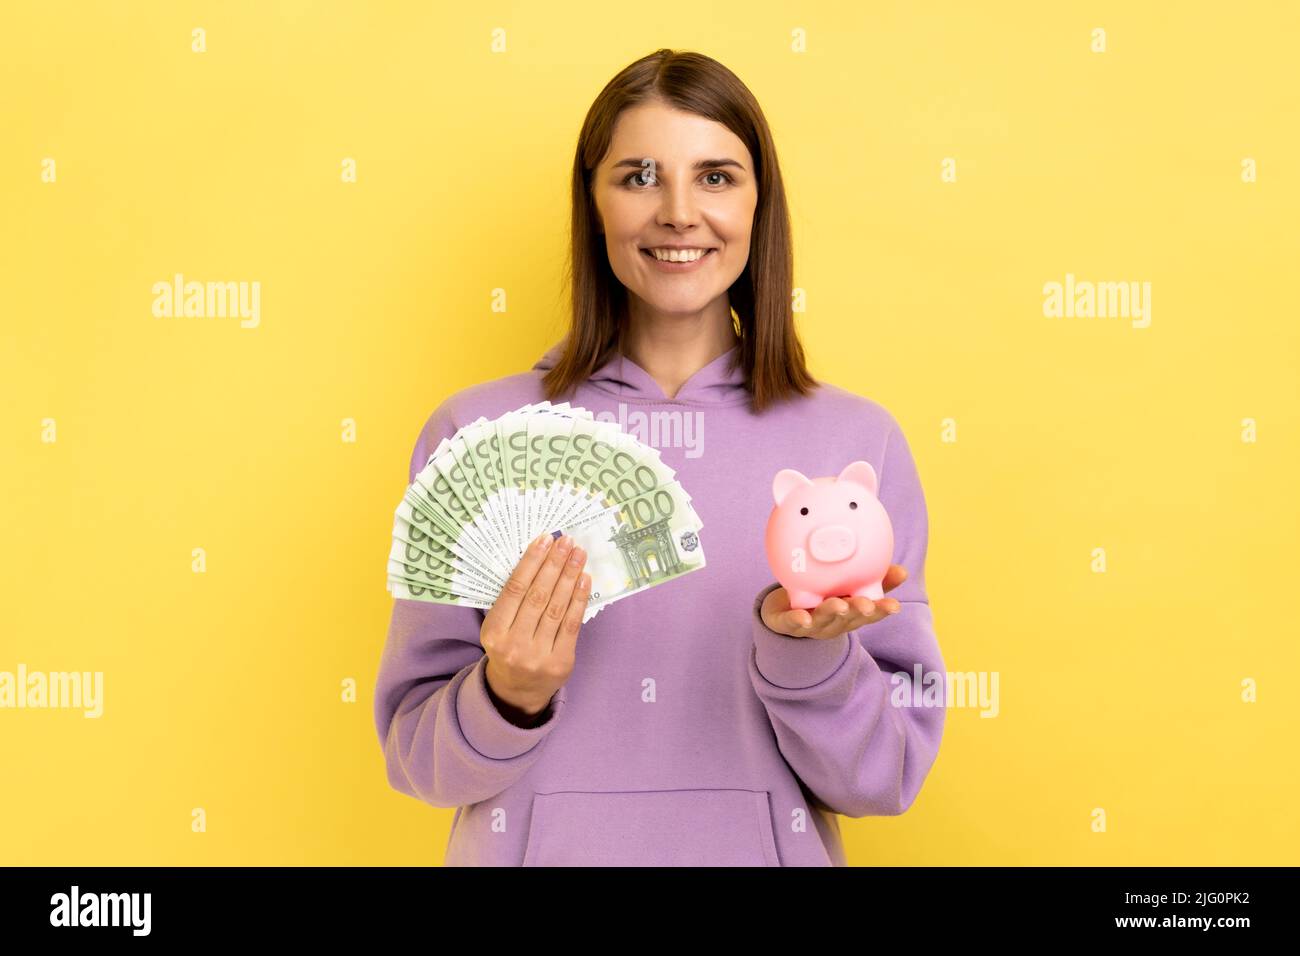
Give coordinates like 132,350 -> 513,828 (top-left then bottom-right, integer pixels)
456,655 -> 565,760
751,581 -> 853,689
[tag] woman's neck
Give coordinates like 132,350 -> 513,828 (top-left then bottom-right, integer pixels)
620,305 -> 740,400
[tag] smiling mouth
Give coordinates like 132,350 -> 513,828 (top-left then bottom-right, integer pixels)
640,249 -> 717,263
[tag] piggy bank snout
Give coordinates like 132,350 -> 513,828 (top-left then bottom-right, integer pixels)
808,524 -> 857,563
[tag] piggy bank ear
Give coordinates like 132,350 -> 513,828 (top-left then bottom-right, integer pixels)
772,468 -> 812,506
836,460 -> 879,496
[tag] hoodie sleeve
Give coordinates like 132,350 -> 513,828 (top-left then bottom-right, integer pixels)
373,401 -> 566,809
747,419 -> 945,819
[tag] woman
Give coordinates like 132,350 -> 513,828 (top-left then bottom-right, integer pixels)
374,49 -> 945,866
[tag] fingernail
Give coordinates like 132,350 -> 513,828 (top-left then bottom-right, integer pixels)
557,534 -> 573,552
538,533 -> 552,550
569,546 -> 584,565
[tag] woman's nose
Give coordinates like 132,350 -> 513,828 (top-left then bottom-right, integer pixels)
658,184 -> 700,225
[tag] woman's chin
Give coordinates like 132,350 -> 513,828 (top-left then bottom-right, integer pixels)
632,291 -> 721,315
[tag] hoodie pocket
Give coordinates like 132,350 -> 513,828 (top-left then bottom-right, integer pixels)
521,788 -> 781,866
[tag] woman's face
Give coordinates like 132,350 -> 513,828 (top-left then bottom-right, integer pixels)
592,101 -> 758,320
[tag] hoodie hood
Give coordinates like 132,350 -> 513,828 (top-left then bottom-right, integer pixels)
532,340 -> 751,406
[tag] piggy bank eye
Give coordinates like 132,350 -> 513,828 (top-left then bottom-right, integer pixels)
849,501 -> 857,509
799,507 -> 808,516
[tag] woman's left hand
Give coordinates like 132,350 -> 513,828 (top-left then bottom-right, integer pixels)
760,565 -> 908,639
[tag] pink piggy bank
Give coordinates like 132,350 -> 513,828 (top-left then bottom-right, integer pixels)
764,461 -> 894,610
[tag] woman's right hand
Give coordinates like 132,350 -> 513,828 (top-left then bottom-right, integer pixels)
481,532 -> 591,726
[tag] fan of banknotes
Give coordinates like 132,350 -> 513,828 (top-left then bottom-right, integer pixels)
387,401 -> 707,623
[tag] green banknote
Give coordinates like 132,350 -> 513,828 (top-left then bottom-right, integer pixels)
387,401 -> 706,624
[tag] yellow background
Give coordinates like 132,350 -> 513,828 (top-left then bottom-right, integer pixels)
2,0 -> 1296,865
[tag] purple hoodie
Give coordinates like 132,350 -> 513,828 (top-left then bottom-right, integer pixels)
373,342 -> 945,865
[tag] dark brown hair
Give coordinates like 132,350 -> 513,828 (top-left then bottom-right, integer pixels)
541,48 -> 819,414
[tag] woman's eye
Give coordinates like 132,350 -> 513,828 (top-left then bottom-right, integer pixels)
799,507 -> 808,516
621,170 -> 734,188
849,501 -> 857,509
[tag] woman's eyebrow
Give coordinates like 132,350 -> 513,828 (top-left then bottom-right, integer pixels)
611,157 -> 746,171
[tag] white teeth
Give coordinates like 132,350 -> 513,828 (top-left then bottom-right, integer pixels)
647,248 -> 710,262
